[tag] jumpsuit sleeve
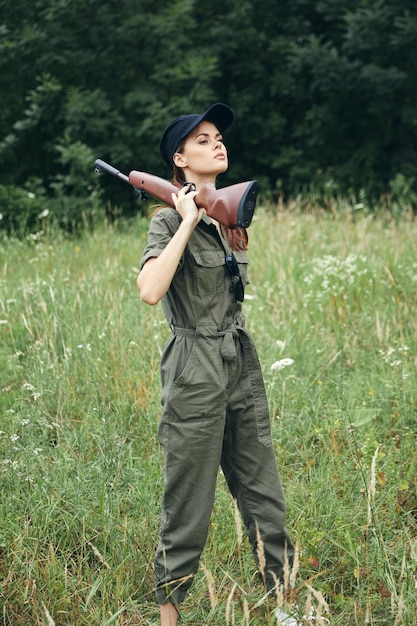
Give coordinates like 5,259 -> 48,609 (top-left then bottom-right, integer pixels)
139,208 -> 183,270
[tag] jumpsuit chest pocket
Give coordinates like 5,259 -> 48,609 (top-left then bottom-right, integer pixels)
189,249 -> 226,297
231,249 -> 250,290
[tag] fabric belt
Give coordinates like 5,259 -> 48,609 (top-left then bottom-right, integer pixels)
170,324 -> 239,363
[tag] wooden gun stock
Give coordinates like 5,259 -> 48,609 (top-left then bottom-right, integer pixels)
94,159 -> 257,229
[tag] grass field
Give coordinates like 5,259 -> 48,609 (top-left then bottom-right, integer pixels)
1,203 -> 416,625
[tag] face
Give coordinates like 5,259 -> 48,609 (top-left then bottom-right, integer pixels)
173,121 -> 228,181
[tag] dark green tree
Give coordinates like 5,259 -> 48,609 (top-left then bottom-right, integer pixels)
0,0 -> 416,230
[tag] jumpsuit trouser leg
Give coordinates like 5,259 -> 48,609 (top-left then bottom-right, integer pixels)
154,411 -> 226,604
221,336 -> 294,592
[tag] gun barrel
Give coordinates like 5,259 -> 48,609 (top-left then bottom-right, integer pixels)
94,159 -> 129,184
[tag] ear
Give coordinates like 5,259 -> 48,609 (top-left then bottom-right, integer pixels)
173,152 -> 187,168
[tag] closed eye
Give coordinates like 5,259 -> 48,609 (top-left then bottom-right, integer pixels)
196,133 -> 224,145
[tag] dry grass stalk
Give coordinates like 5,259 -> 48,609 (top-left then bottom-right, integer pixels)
306,584 -> 330,616
304,592 -> 312,624
251,590 -> 272,611
42,602 -> 56,626
270,571 -> 284,609
200,563 -> 218,610
283,551 -> 290,591
393,591 -> 405,626
243,597 -> 250,624
87,541 -> 110,570
400,552 -> 406,581
368,446 -> 379,526
233,498 -> 243,550
225,582 -> 237,625
255,521 -> 266,586
375,311 -> 383,344
289,543 -> 300,589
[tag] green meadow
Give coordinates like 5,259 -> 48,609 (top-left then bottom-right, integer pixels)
1,204 -> 416,625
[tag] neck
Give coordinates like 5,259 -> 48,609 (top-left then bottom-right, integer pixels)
182,171 -> 216,191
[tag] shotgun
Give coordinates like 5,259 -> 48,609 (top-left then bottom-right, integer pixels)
94,159 -> 257,229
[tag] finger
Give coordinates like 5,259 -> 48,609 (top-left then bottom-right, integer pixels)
182,182 -> 196,194
185,190 -> 198,201
179,185 -> 192,198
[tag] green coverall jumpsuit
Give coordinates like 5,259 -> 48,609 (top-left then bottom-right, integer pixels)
140,208 -> 294,604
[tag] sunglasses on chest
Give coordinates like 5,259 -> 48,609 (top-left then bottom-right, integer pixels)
225,253 -> 245,302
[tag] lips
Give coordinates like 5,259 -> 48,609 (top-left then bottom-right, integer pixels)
215,153 -> 226,160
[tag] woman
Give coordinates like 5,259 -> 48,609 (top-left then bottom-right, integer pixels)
137,103 -> 294,626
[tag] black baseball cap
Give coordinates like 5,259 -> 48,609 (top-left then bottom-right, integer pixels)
159,103 -> 234,169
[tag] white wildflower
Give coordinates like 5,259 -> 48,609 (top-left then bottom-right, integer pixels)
77,343 -> 91,351
271,358 -> 295,371
390,360 -> 402,367
3,459 -> 19,470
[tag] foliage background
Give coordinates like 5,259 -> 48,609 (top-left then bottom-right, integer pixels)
1,0 -> 417,231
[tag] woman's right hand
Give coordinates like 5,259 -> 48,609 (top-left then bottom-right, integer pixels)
138,185 -> 206,305
171,185 -> 206,226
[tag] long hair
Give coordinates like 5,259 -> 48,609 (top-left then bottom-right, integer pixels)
173,146 -> 248,252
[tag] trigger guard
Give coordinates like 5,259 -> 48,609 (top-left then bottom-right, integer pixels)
182,181 -> 196,193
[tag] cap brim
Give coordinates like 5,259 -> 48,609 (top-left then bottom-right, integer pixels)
201,103 -> 234,134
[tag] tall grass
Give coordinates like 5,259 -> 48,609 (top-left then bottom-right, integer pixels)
1,204 -> 416,625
